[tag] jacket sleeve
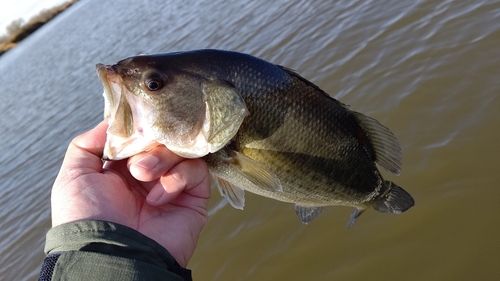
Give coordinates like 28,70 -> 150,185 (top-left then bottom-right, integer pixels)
38,220 -> 192,281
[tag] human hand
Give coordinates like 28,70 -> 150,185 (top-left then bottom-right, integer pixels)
51,120 -> 211,267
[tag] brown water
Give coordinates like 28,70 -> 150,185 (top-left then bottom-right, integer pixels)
1,0 -> 499,280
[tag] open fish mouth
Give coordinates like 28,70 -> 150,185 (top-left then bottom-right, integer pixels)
97,64 -> 115,120
97,52 -> 250,159
96,63 -> 159,160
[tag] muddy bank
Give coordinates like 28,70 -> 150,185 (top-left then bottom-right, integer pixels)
0,0 -> 77,56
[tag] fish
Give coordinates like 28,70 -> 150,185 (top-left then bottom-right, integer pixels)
96,49 -> 414,226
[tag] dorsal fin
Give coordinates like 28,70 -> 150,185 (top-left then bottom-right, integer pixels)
352,111 -> 402,175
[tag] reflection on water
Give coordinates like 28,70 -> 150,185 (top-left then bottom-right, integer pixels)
1,0 -> 499,280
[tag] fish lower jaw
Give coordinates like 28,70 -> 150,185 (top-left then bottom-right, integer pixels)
163,141 -> 218,158
103,134 -> 160,160
161,129 -> 227,158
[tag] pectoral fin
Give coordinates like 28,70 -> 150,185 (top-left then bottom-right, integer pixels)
231,150 -> 283,193
207,148 -> 282,210
202,81 -> 248,152
294,205 -> 325,224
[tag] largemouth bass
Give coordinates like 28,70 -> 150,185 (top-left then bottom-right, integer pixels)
96,49 -> 414,226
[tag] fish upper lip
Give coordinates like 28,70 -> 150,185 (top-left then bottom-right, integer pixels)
96,63 -> 120,84
96,63 -> 121,105
97,63 -> 126,128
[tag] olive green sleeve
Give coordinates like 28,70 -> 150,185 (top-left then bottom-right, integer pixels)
40,220 -> 191,281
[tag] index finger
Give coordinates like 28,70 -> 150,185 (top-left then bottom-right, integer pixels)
61,120 -> 108,174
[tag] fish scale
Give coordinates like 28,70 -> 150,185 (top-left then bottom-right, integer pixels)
97,49 -> 414,226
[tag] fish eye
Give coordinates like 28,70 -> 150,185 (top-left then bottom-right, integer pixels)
145,75 -> 164,91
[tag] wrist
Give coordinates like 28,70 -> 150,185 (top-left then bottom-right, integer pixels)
43,220 -> 192,280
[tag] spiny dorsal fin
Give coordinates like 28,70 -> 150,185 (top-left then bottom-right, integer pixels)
352,111 -> 402,175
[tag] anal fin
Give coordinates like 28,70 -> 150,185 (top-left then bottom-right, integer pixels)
347,208 -> 366,228
294,205 -> 325,224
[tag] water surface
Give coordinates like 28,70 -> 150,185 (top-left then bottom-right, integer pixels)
1,0 -> 499,280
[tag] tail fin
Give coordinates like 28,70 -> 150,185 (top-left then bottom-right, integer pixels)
372,181 -> 414,214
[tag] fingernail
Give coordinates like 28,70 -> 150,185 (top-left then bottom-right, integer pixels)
147,184 -> 164,204
133,155 -> 160,171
